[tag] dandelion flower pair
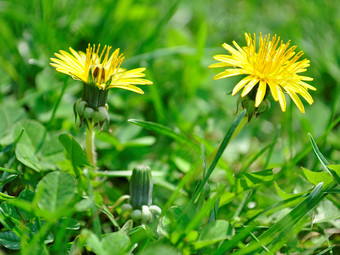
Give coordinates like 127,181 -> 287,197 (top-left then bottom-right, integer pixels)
50,33 -> 315,127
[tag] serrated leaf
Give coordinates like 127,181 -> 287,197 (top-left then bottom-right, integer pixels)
193,220 -> 231,249
58,133 -> 91,172
302,167 -> 333,187
237,169 -> 273,192
35,171 -> 76,213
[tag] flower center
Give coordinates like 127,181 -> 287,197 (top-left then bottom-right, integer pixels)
93,66 -> 107,85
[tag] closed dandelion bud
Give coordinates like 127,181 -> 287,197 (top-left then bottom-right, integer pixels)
130,165 -> 153,209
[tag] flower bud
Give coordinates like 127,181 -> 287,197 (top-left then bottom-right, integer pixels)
129,165 -> 153,209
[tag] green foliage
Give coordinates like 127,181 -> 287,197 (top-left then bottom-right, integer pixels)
0,0 -> 340,254
35,172 -> 76,213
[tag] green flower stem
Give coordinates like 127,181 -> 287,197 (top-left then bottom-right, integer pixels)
85,123 -> 96,167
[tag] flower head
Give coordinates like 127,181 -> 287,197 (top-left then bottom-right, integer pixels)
50,44 -> 152,130
209,33 -> 316,113
50,44 -> 152,93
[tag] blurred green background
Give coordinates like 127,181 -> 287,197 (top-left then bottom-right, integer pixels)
1,0 -> 340,203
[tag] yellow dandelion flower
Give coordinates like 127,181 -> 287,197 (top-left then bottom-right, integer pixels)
209,33 -> 316,113
50,44 -> 153,94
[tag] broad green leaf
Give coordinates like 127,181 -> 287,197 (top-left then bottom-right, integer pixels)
219,192 -> 235,207
59,217 -> 80,230
12,120 -> 59,172
0,104 -> 26,139
0,107 -> 7,136
0,129 -> 24,155
75,198 -> 93,212
12,119 -> 46,152
101,232 -> 130,255
128,119 -> 200,150
82,229 -> 130,255
58,133 -> 91,172
0,231 -> 20,250
35,171 -> 76,213
15,144 -> 42,172
84,229 -> 106,255
302,167 -> 333,187
193,220 -> 231,249
17,189 -> 35,220
81,229 -> 106,255
129,224 -> 154,244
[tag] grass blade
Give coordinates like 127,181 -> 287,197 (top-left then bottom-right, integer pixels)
192,109 -> 246,202
231,182 -> 325,255
308,133 -> 340,186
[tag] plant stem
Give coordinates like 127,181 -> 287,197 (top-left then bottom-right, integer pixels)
85,124 -> 96,167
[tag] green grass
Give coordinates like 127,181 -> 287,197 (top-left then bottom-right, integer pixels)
0,0 -> 340,254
